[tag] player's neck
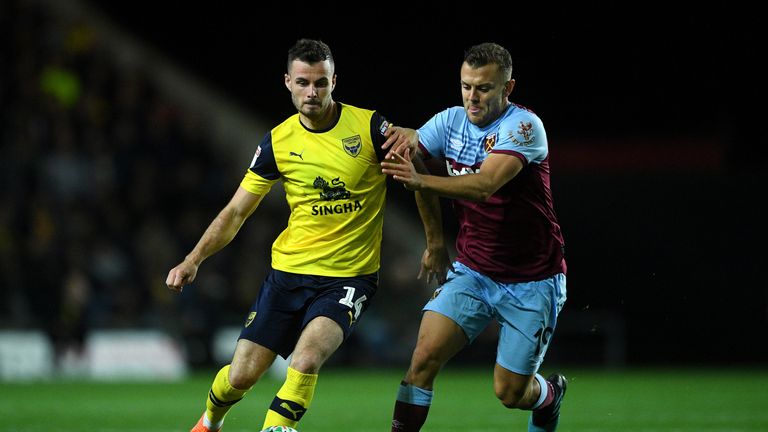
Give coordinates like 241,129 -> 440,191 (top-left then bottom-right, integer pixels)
301,101 -> 338,131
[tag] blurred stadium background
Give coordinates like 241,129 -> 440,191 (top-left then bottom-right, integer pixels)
1,0 -> 766,430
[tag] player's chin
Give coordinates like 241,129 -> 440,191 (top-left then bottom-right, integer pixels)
300,104 -> 321,115
467,113 -> 486,126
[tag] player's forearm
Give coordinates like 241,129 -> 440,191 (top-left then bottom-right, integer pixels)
412,156 -> 445,248
186,207 -> 246,265
420,173 -> 496,202
415,190 -> 445,249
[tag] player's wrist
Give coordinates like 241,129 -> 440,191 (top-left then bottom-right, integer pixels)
184,253 -> 203,267
425,240 -> 446,251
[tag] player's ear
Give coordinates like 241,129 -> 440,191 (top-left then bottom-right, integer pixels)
284,73 -> 291,91
331,74 -> 337,91
504,78 -> 516,98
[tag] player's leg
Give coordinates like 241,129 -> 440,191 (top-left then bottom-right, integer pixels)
527,273 -> 567,432
529,372 -> 567,432
405,311 -> 468,388
492,364 -> 567,432
262,316 -> 342,429
490,272 -> 567,431
392,311 -> 468,432
263,273 -> 377,429
393,262 -> 494,432
193,340 -> 277,432
194,268 -> 308,432
493,365 -> 538,408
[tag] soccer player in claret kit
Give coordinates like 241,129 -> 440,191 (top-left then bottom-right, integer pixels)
381,42 -> 568,432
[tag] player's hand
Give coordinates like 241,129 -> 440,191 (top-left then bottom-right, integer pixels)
166,259 -> 198,293
418,246 -> 453,285
381,148 -> 422,190
381,125 -> 419,159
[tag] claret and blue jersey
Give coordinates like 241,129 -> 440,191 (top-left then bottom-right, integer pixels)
417,103 -> 566,282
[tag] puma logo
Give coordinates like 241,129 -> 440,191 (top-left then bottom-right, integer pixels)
280,402 -> 305,419
289,150 -> 304,160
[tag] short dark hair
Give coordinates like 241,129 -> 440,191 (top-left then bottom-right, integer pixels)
464,42 -> 513,77
287,39 -> 334,71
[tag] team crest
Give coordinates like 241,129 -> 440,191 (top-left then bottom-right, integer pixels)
341,135 -> 362,157
244,311 -> 256,327
509,121 -> 536,146
483,133 -> 497,153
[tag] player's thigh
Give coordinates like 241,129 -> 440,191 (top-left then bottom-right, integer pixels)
290,316 -> 345,372
412,310 -> 469,364
239,270 -> 309,359
302,273 -> 378,341
495,274 -> 565,375
422,265 -> 494,343
229,339 -> 278,387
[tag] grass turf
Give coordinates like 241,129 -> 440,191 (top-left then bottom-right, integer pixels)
1,367 -> 766,431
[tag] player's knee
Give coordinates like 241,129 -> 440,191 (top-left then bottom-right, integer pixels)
412,346 -> 443,371
289,352 -> 324,374
227,365 -> 263,390
228,368 -> 259,389
406,347 -> 442,385
495,384 -> 527,409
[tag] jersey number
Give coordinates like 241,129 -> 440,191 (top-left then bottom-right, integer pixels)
339,286 -> 367,320
534,326 -> 554,357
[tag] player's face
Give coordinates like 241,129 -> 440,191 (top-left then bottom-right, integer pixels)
460,62 -> 514,127
285,59 -> 336,121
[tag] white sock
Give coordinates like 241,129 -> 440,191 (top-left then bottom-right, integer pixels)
531,373 -> 549,410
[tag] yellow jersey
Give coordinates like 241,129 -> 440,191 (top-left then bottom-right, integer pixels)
240,103 -> 390,277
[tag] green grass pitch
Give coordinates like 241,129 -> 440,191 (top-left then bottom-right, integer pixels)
1,367 -> 766,431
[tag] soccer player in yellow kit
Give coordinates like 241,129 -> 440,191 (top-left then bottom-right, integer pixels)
166,38 -> 392,432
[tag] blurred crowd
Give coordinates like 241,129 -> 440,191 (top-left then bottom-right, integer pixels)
1,1 -> 276,367
1,0 -> 437,369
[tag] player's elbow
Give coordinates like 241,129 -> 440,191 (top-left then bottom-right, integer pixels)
468,176 -> 500,202
474,189 -> 494,202
459,188 -> 492,202
471,182 -> 499,202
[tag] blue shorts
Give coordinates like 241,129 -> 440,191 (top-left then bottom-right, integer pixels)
424,261 -> 566,375
239,268 -> 378,359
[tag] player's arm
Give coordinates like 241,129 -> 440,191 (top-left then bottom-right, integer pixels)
382,149 -> 523,202
166,186 -> 264,292
412,157 -> 453,284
